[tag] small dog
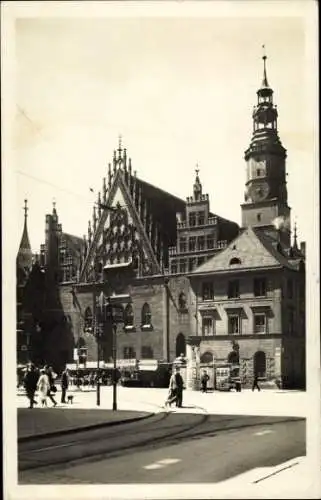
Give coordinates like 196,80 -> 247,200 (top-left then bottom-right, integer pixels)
67,395 -> 74,404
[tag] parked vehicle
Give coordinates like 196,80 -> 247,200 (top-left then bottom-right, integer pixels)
215,363 -> 242,392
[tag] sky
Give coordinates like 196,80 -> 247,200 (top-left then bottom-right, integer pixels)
12,2 -> 317,254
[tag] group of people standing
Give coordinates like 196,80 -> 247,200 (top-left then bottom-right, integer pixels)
23,363 -> 70,408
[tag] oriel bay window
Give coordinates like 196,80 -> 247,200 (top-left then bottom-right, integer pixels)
202,281 -> 214,301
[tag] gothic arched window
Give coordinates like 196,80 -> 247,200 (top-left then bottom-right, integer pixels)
141,303 -> 152,328
84,307 -> 93,333
124,304 -> 134,328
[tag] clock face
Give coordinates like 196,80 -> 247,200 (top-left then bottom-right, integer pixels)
249,181 -> 270,202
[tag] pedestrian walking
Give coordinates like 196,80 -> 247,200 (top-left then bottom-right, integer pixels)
23,363 -> 39,408
252,373 -> 261,392
45,365 -> 58,406
174,367 -> 184,407
60,367 -> 70,403
201,371 -> 210,393
37,369 -> 50,407
164,369 -> 178,408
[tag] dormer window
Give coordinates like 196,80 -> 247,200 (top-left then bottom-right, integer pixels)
229,257 -> 242,265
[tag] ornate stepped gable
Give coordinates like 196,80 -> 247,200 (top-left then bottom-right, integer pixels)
80,140 -> 185,282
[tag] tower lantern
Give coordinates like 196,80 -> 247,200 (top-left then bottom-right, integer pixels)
241,49 -> 291,248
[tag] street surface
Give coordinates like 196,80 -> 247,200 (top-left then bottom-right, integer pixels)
19,412 -> 305,484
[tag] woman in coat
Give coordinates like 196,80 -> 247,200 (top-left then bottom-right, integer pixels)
37,369 -> 50,407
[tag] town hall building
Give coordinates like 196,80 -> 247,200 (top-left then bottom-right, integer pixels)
17,54 -> 306,388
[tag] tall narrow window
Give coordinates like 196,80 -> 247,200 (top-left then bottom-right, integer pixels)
188,258 -> 196,271
189,237 -> 196,252
202,282 -> 214,301
254,314 -> 266,333
228,280 -> 239,299
124,304 -> 134,328
84,307 -> 93,333
198,212 -> 205,226
171,261 -> 177,274
189,213 -> 196,227
180,260 -> 186,273
198,236 -> 205,251
179,238 -> 186,252
254,278 -> 267,297
228,315 -> 240,334
141,303 -> 152,327
202,317 -> 214,336
207,236 -> 214,249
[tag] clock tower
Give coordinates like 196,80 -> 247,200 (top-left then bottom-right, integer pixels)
241,50 -> 291,247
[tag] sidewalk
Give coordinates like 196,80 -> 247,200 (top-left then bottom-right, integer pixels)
17,385 -> 309,417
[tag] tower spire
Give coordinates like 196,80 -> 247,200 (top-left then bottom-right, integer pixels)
23,199 -> 28,221
261,44 -> 269,88
293,220 -> 298,250
17,199 -> 33,272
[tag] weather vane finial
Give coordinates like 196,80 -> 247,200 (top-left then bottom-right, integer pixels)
23,199 -> 28,219
261,44 -> 269,87
195,164 -> 200,176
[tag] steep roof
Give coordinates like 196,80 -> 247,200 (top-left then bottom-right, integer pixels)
17,206 -> 33,273
190,226 -> 300,276
62,232 -> 84,255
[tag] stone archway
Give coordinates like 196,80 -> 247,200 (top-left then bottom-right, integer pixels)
200,351 -> 214,364
176,333 -> 186,357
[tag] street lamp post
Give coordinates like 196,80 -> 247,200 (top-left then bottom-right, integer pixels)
96,317 -> 101,407
96,290 -> 106,407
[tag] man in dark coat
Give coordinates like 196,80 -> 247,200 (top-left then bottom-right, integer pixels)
201,371 -> 210,393
252,373 -> 261,391
61,367 -> 69,403
24,363 -> 39,408
175,367 -> 184,408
